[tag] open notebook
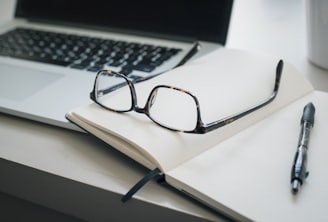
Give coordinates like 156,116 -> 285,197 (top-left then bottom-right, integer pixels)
66,48 -> 328,221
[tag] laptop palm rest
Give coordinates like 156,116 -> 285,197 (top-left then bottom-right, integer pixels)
0,64 -> 63,101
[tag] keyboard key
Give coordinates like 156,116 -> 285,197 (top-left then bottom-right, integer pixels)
119,66 -> 133,76
108,60 -> 124,67
134,64 -> 156,72
87,65 -> 104,72
70,64 -> 89,70
122,64 -> 156,73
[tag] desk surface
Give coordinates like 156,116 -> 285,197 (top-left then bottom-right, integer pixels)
1,0 -> 328,221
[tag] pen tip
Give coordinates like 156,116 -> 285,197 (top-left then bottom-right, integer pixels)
291,180 -> 300,194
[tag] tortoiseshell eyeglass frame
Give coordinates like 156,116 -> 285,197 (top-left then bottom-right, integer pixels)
90,60 -> 284,134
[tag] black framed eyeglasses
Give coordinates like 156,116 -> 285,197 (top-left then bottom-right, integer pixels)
90,60 -> 283,134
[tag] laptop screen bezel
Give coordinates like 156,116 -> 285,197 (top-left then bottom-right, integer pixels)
14,0 -> 233,45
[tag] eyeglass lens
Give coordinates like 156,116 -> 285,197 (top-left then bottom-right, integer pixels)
95,71 -> 132,111
148,86 -> 198,131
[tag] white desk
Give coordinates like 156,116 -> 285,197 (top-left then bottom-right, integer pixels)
1,0 -> 328,221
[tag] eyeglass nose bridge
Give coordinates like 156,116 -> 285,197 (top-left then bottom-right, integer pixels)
149,90 -> 158,107
133,86 -> 160,115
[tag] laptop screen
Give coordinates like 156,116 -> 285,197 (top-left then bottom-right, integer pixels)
15,0 -> 233,45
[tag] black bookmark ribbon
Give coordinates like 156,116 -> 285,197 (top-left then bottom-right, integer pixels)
121,168 -> 161,202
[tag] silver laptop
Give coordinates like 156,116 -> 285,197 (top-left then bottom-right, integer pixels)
0,0 -> 233,131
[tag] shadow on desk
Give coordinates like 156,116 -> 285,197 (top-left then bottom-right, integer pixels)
0,113 -> 218,222
0,191 -> 85,222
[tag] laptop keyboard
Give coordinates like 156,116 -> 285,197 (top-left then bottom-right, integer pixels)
0,27 -> 181,75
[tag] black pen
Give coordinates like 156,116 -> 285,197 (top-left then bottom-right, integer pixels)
291,102 -> 316,194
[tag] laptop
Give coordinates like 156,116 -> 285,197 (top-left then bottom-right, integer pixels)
0,0 -> 233,131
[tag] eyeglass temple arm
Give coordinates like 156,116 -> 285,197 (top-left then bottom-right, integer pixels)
134,41 -> 201,84
202,60 -> 284,134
